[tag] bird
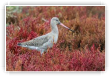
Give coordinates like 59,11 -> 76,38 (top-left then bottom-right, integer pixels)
18,17 -> 74,55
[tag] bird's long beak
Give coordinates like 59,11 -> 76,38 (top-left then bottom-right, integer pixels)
60,23 -> 75,32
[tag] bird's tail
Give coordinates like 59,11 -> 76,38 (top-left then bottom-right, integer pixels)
18,42 -> 39,49
17,43 -> 45,55
17,43 -> 22,46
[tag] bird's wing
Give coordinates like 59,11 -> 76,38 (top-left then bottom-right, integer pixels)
20,34 -> 51,48
37,37 -> 53,49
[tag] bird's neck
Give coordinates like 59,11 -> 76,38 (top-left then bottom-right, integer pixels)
51,24 -> 59,35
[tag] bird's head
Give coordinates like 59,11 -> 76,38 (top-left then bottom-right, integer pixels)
51,17 -> 61,25
50,17 -> 74,32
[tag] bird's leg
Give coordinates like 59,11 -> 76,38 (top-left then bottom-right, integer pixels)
40,49 -> 45,56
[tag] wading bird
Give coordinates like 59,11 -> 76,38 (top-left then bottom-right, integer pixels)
18,17 -> 74,54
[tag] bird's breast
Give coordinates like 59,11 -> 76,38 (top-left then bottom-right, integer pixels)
52,34 -> 58,43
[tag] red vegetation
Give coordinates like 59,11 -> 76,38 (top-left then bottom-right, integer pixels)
6,6 -> 105,71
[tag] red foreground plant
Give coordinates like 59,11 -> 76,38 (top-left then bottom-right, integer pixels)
6,6 -> 105,71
